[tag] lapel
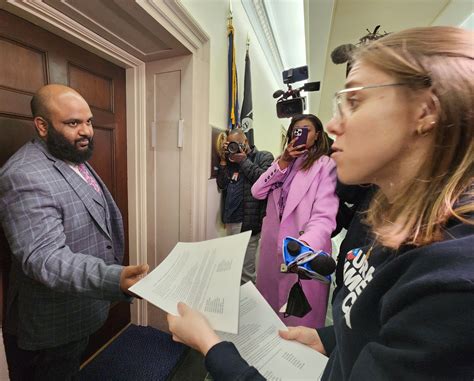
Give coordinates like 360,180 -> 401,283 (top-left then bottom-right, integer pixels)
280,163 -> 318,223
271,187 -> 282,217
82,162 -> 106,208
34,139 -> 111,239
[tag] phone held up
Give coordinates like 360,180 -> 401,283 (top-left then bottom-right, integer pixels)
292,127 -> 308,149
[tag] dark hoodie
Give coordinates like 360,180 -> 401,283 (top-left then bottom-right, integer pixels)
205,215 -> 474,380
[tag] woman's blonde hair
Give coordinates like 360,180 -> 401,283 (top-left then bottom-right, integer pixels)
354,26 -> 473,249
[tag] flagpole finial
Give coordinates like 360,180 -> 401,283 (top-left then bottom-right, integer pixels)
227,0 -> 233,29
246,33 -> 250,51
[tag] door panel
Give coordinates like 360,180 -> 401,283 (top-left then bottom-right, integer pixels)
0,9 -> 128,361
69,64 -> 114,112
146,66 -> 182,332
89,126 -> 116,193
0,37 -> 47,92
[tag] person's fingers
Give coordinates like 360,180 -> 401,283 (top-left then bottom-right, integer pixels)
125,264 -> 149,277
291,149 -> 307,157
279,327 -> 300,341
177,302 -> 189,316
278,329 -> 290,340
278,329 -> 295,340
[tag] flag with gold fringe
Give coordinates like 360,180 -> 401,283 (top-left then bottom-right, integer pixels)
227,11 -> 239,129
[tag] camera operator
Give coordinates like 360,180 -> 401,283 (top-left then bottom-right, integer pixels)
217,128 -> 273,284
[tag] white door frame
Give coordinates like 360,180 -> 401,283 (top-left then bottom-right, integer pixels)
2,0 -> 210,325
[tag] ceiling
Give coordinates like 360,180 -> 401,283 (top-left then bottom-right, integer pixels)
264,0 -> 306,69
3,0 -> 469,122
9,0 -> 190,62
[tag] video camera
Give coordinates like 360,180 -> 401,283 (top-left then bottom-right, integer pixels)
273,65 -> 320,118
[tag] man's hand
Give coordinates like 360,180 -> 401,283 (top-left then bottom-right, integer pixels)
167,302 -> 221,355
279,326 -> 327,355
120,264 -> 149,295
229,152 -> 247,163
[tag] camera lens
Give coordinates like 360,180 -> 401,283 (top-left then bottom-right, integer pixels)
227,141 -> 240,154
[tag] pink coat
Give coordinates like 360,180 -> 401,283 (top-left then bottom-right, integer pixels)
252,155 -> 338,328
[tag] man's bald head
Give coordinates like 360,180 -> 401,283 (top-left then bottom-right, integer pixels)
226,127 -> 250,154
30,84 -> 84,119
227,128 -> 246,140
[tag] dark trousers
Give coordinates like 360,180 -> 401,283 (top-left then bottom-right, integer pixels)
3,330 -> 89,381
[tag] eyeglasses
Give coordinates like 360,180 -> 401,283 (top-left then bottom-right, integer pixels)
333,83 -> 408,121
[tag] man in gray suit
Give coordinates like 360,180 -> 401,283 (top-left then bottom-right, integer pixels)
0,84 -> 148,380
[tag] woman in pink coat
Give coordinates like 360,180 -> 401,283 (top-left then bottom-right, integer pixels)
252,114 -> 338,328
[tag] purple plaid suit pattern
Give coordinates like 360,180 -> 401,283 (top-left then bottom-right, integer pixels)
0,139 -> 128,350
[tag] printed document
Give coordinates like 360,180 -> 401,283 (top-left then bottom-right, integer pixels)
129,231 -> 251,334
218,282 -> 328,380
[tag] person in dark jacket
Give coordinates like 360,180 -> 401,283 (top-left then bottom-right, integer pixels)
167,26 -> 474,380
216,128 -> 274,283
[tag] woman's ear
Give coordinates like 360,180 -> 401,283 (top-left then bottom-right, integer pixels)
415,92 -> 440,136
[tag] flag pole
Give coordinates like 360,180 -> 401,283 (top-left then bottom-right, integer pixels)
228,0 -> 232,27
241,33 -> 253,146
227,0 -> 239,129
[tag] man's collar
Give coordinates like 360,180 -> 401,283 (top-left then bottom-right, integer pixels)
33,137 -> 57,162
248,146 -> 257,157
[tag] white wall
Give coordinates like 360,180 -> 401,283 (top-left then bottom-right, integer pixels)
181,0 -> 285,238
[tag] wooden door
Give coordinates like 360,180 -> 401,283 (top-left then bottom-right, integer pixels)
0,9 -> 129,361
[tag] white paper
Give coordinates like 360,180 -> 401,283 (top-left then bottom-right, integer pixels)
129,231 -> 251,334
218,282 -> 328,380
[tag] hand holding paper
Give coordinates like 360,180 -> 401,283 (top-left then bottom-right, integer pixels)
279,326 -> 327,355
129,231 -> 251,333
217,283 -> 328,379
167,302 -> 221,355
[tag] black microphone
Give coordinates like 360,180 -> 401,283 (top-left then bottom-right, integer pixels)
330,44 -> 356,64
308,254 -> 336,276
273,89 -> 285,98
287,240 -> 300,255
285,240 -> 336,278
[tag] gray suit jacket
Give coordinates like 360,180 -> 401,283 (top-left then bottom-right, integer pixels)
0,139 -> 128,350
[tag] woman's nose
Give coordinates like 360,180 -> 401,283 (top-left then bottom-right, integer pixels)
326,117 -> 341,136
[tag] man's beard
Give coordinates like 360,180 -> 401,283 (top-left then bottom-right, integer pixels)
46,124 -> 94,164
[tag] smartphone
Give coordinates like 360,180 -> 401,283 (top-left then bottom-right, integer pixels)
292,127 -> 308,148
